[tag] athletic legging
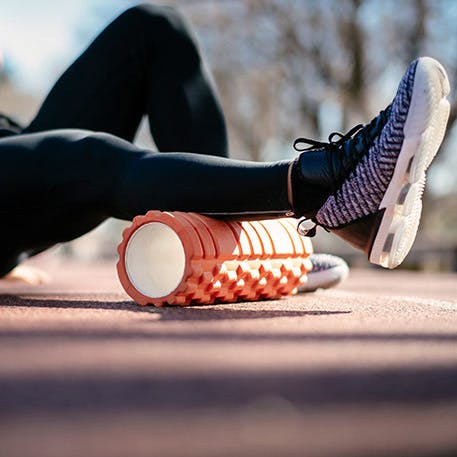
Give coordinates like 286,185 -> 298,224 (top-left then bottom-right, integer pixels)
0,4 -> 291,275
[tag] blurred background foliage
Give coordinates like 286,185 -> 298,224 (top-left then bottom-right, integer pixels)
1,0 -> 456,269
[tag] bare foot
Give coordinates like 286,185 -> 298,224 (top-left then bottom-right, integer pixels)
1,265 -> 50,285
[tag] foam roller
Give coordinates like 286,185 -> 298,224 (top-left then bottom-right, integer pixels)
117,211 -> 313,306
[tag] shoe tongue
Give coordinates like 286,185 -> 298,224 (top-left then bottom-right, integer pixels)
331,106 -> 391,186
367,104 -> 392,136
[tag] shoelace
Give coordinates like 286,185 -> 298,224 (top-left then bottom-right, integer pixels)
293,125 -> 363,238
293,123 -> 364,153
293,106 -> 391,238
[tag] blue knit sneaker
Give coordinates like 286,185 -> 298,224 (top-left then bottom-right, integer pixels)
298,253 -> 349,292
295,57 -> 450,269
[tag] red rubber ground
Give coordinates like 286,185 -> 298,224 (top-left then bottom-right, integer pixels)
1,257 -> 457,457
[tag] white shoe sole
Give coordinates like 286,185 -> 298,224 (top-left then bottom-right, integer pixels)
369,57 -> 450,269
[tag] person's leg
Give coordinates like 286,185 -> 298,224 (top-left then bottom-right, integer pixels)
24,4 -> 228,156
0,129 -> 289,275
0,57 -> 449,275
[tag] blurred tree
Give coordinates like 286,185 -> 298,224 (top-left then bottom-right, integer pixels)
167,0 -> 456,172
167,0 -> 457,253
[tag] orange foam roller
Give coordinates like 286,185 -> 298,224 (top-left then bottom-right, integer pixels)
116,211 -> 313,306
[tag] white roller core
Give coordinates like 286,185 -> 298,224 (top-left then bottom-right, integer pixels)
125,222 -> 186,298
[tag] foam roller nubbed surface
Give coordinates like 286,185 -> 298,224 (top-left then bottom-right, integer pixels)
117,211 -> 313,306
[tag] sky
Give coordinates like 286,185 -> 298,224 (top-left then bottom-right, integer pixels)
0,0 -> 137,94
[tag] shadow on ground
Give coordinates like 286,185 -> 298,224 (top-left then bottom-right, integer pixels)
0,293 -> 350,320
1,364 -> 457,414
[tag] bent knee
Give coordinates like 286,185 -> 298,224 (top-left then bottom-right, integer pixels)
120,3 -> 192,36
118,4 -> 200,64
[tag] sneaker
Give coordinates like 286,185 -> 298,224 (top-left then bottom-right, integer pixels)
298,253 -> 349,292
292,57 -> 450,269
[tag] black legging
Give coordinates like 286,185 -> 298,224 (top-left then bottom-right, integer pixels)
0,4 -> 291,275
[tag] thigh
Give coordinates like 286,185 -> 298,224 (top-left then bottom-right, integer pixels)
24,5 -> 228,157
0,130 -> 119,211
0,130 -> 133,258
24,9 -> 148,141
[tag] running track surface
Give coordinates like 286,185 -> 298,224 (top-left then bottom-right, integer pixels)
1,258 -> 457,457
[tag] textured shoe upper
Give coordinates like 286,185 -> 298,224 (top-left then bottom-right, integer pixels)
315,59 -> 417,228
292,97 -> 390,218
309,253 -> 348,273
298,253 -> 349,292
